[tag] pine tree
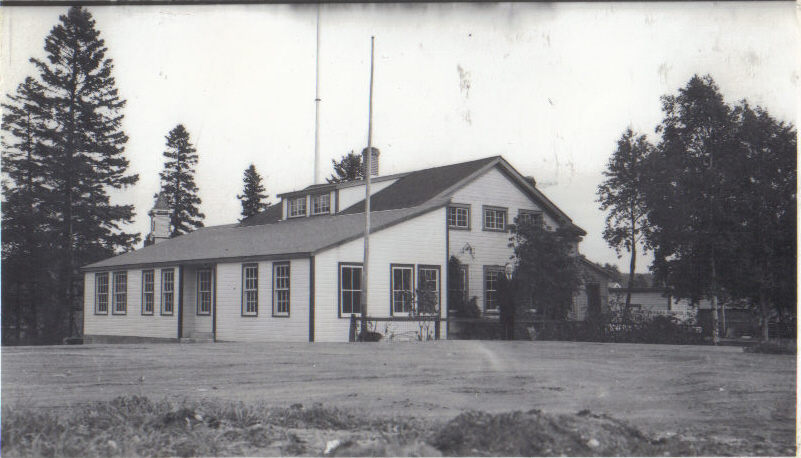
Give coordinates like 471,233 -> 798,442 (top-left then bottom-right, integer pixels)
159,124 -> 205,236
1,77 -> 53,344
327,150 -> 363,183
9,6 -> 140,342
237,164 -> 269,220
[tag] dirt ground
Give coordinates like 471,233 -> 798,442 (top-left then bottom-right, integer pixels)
2,340 -> 796,455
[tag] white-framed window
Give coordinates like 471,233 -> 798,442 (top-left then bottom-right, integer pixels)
161,269 -> 174,315
112,271 -> 127,315
417,266 -> 440,315
483,206 -> 507,231
95,273 -> 109,315
447,205 -> 470,229
391,265 -> 414,315
517,209 -> 543,227
242,264 -> 258,316
484,266 -> 505,313
311,194 -> 331,215
197,269 -> 212,315
142,270 -> 154,315
288,196 -> 306,218
339,263 -> 362,316
273,262 -> 290,316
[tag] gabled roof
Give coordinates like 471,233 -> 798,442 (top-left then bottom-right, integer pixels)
338,155 -> 585,235
340,156 -> 499,214
579,257 -> 616,280
82,201 -> 446,271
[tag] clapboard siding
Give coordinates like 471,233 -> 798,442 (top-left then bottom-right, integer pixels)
215,259 -> 310,342
337,179 -> 398,212
313,208 -> 448,342
83,267 -> 179,339
449,166 -> 563,313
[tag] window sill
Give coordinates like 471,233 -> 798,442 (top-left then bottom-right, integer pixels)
448,225 -> 471,231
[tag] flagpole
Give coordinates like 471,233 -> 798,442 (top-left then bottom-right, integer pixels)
313,4 -> 322,184
361,36 -> 375,329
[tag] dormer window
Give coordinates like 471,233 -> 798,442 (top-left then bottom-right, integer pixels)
288,197 -> 306,218
311,194 -> 330,215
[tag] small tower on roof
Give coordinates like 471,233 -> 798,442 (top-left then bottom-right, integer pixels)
146,192 -> 171,246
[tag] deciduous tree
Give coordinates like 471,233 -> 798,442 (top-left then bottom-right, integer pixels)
159,124 -> 205,236
723,102 -> 796,340
509,222 -> 582,321
597,129 -> 653,315
237,164 -> 269,220
645,75 -> 744,343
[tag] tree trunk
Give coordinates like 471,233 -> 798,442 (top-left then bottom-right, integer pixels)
710,252 -> 720,345
760,288 -> 770,342
624,240 -> 636,318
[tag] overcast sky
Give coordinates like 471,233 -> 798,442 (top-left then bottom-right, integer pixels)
2,2 -> 797,273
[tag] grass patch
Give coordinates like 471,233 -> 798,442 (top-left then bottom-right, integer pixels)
3,395 -> 792,457
1,396 -> 430,458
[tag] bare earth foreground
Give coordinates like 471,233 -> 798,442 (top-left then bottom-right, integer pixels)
2,340 -> 796,456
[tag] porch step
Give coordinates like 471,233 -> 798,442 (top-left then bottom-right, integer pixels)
180,332 -> 214,343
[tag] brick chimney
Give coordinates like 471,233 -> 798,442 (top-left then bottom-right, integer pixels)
361,147 -> 380,177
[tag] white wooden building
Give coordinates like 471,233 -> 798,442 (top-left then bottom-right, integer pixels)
82,155 -> 609,343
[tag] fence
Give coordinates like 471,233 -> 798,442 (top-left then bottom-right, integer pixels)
448,317 -> 704,344
347,315 -> 705,344
348,314 -> 443,342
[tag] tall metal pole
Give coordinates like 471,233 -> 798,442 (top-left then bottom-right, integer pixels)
361,36 -> 375,324
313,4 -> 322,184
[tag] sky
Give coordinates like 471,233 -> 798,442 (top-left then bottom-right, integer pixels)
2,2 -> 797,273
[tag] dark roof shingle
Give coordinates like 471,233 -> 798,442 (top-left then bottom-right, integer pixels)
340,156 -> 498,214
83,203 -> 445,270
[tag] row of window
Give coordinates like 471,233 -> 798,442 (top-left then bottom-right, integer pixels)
95,269 -> 174,316
241,263 -> 291,317
95,261 -> 501,318
447,205 -> 543,231
288,194 -> 331,218
338,264 -> 441,317
95,264 -> 291,318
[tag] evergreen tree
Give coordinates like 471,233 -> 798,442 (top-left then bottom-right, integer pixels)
1,77 -> 53,344
327,150 -> 363,183
237,164 -> 269,220
159,124 -> 205,236
5,6 -> 139,342
597,129 -> 653,315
